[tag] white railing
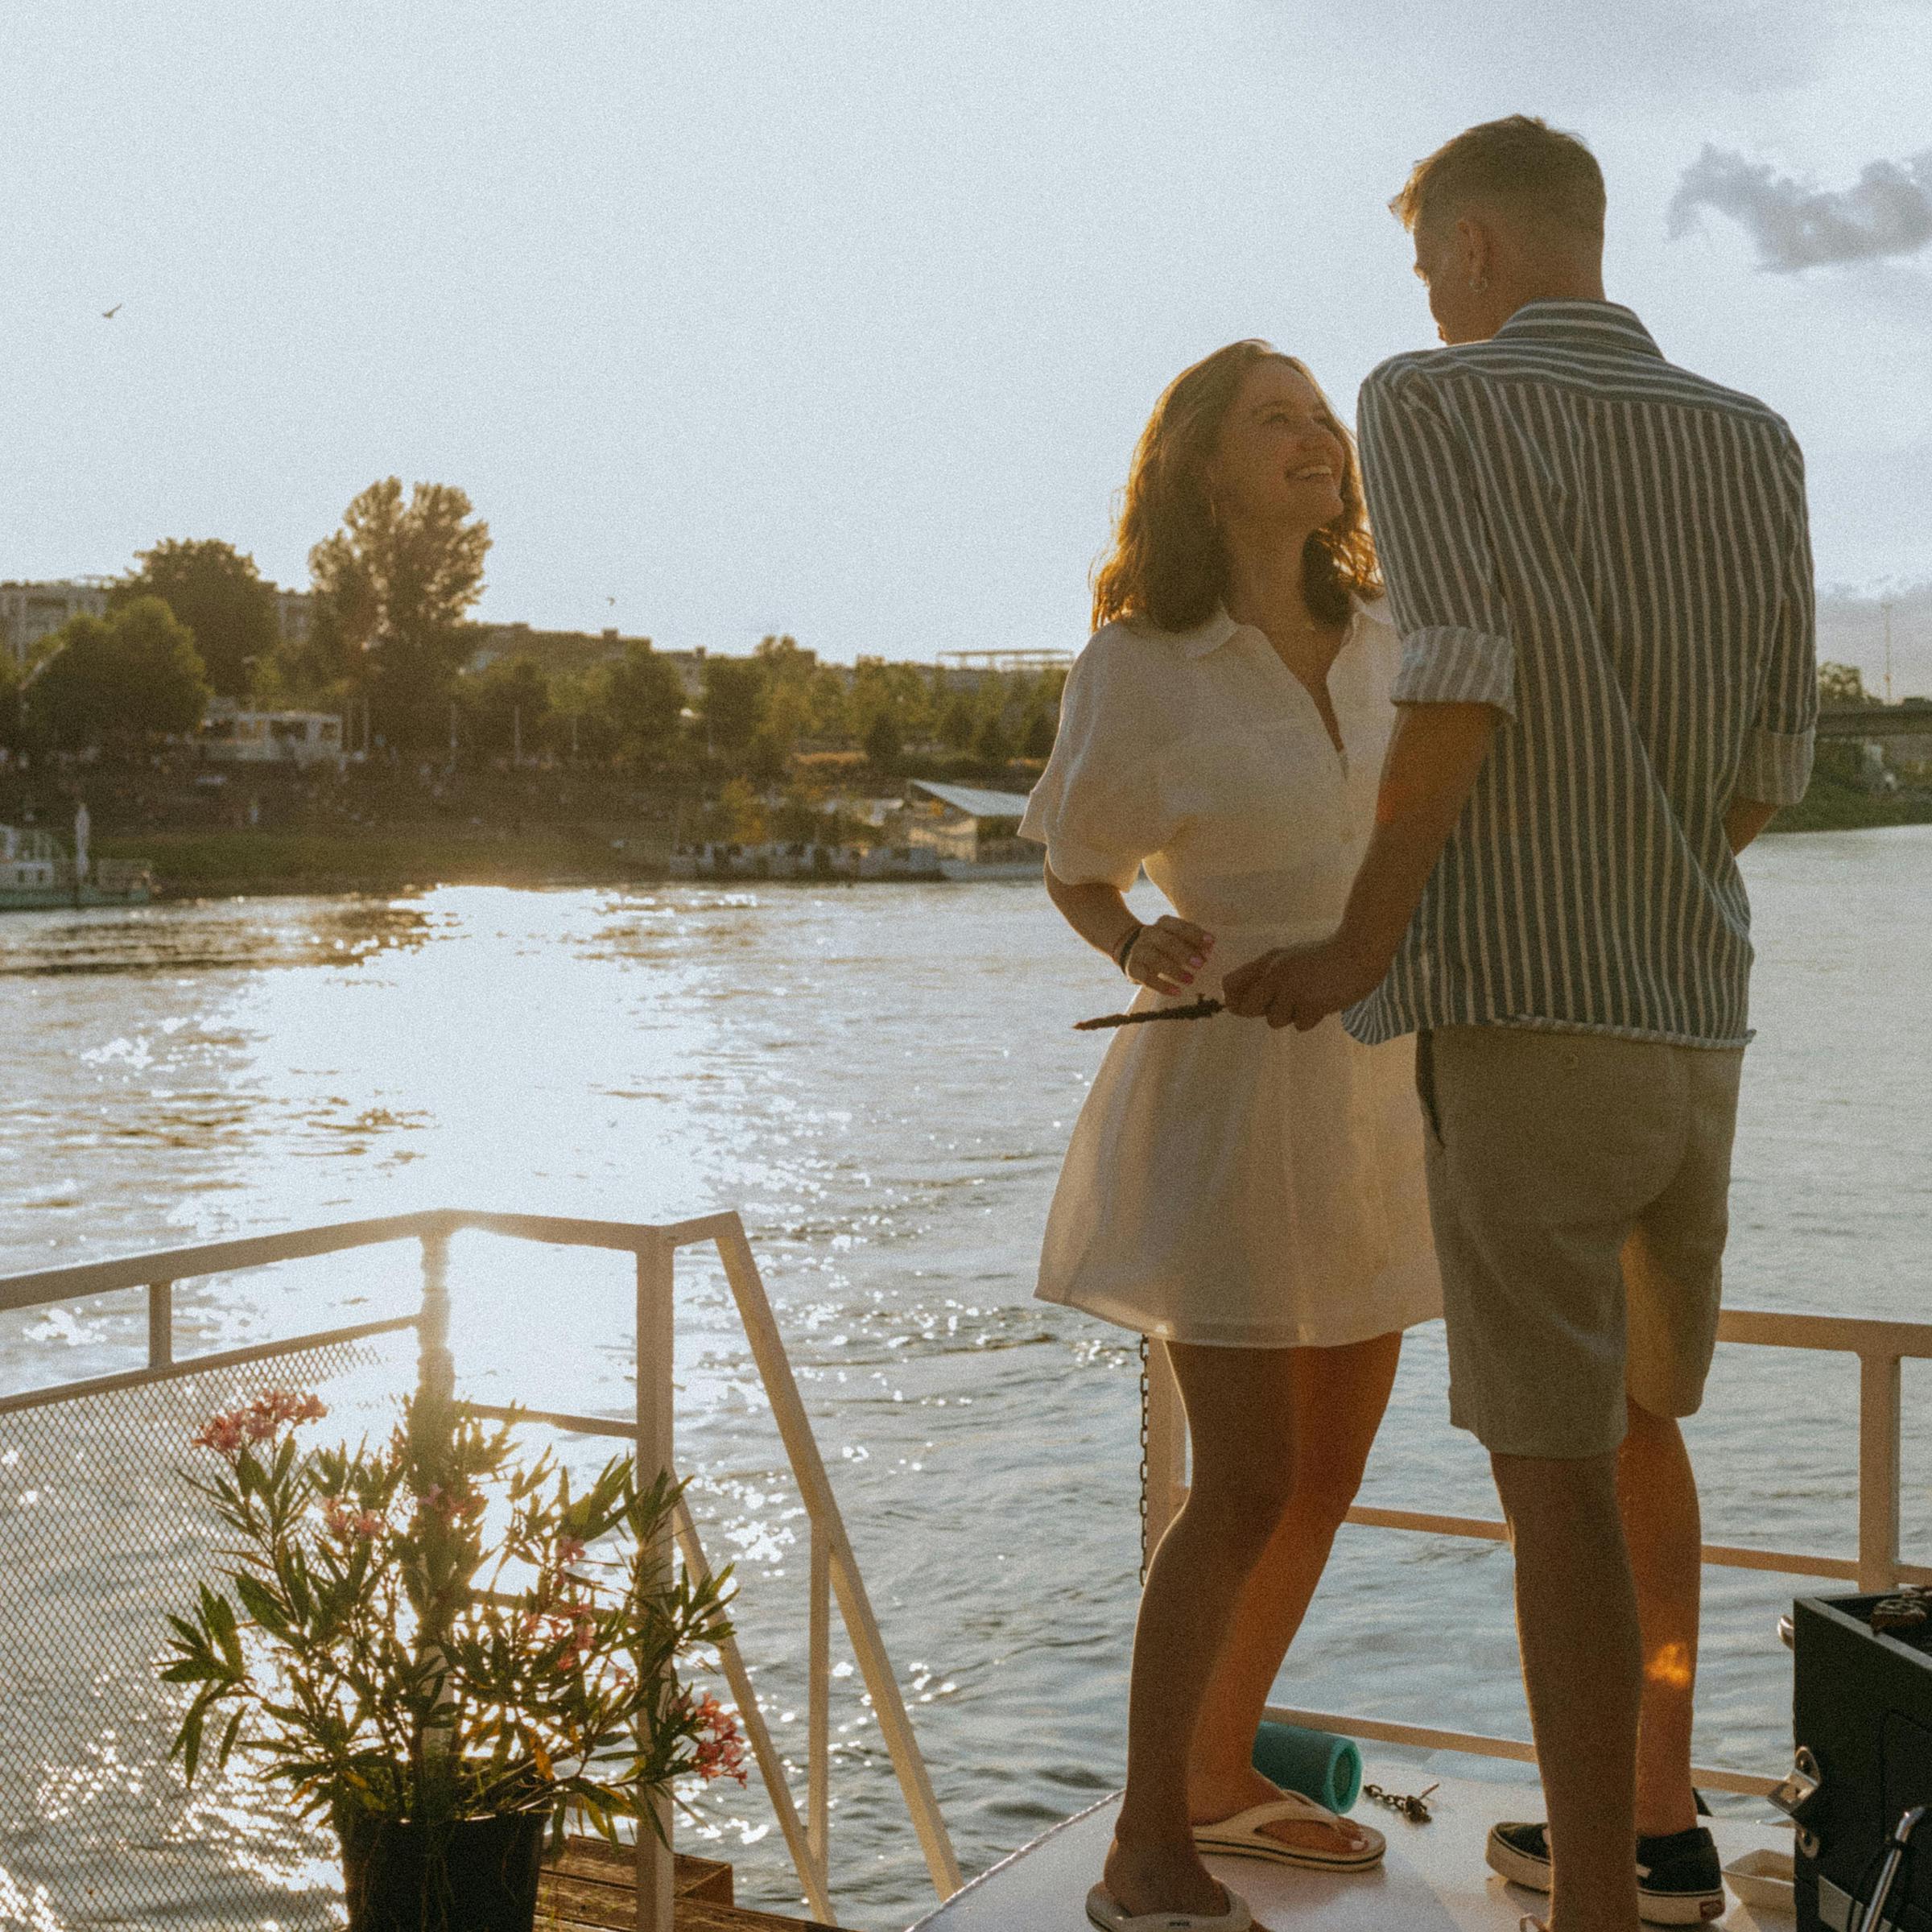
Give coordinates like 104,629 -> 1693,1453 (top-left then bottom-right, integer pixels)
0,1208 -> 964,1931
1143,1305 -> 1932,1802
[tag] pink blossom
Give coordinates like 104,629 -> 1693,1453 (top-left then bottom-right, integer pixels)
682,1692 -> 749,1785
555,1536 -> 587,1567
192,1389 -> 328,1459
321,1497 -> 382,1542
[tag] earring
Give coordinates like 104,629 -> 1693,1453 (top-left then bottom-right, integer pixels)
1469,276 -> 1489,294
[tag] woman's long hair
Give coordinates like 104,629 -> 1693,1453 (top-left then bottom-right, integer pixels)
1091,339 -> 1381,635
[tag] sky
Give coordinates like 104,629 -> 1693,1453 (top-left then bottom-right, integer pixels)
4,2 -> 1930,690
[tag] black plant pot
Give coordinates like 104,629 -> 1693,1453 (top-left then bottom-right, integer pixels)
337,1807 -> 548,1932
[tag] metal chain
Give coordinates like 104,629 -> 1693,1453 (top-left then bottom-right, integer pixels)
1137,1334 -> 1151,1584
1361,1781 -> 1439,1824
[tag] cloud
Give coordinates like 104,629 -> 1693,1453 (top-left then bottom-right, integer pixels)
1669,145 -> 1932,270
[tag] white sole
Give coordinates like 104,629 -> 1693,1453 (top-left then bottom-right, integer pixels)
1485,1832 -> 1725,1926
1192,1827 -> 1383,1872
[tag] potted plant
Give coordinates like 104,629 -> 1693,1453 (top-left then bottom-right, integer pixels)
159,1385 -> 747,1932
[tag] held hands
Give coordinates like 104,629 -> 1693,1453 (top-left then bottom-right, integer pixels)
1123,916 -> 1215,997
1220,935 -> 1385,1031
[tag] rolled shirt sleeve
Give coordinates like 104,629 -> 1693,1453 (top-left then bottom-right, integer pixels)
1357,364 -> 1518,718
1019,634 -> 1175,891
1736,432 -> 1818,806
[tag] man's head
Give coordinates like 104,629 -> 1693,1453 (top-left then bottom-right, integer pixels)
1393,115 -> 1607,344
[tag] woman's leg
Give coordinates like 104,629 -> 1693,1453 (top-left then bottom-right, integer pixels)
1188,1329 -> 1404,1852
1103,1340 -> 1302,1918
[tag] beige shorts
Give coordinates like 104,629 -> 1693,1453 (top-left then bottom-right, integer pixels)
1417,1026 -> 1745,1460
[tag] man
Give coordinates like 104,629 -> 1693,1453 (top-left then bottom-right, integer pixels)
1224,115 -> 1815,1932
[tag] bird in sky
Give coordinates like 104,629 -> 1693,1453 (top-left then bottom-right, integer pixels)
101,303 -> 122,319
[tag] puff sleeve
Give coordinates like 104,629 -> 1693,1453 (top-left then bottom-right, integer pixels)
1019,631 -> 1179,892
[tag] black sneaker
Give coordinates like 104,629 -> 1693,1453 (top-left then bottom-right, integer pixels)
1486,1819 -> 1727,1926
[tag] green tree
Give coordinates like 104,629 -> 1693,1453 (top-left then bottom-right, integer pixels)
309,478 -> 490,749
700,658 -> 766,758
461,656 -> 552,762
1021,705 -> 1056,758
861,708 -> 902,770
805,666 -> 851,741
604,642 -> 687,768
0,652 -> 23,755
550,667 -> 617,763
937,692 -> 976,751
27,599 -> 209,754
112,538 -> 279,699
1818,662 -> 1870,708
973,708 -> 1013,768
714,776 -> 766,844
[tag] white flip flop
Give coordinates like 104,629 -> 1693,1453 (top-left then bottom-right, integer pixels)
1085,1879 -> 1253,1930
1192,1792 -> 1386,1870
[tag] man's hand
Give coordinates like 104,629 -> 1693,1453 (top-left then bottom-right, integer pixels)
1224,702 -> 1501,1035
1221,935 -> 1385,1031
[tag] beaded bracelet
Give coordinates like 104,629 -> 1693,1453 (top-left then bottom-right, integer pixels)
1113,922 -> 1143,973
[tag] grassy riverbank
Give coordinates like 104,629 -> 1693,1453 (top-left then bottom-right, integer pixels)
89,773 -> 1931,900
95,828 -> 670,898
1765,771 -> 1932,834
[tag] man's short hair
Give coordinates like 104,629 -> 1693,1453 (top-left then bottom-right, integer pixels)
1391,114 -> 1605,242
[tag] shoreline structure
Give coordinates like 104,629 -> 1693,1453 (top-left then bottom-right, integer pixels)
95,781 -> 1932,901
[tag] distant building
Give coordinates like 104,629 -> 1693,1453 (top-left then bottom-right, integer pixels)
275,588 -> 315,646
467,622 -> 651,679
0,579 -> 114,667
201,697 -> 346,769
893,778 -> 1035,865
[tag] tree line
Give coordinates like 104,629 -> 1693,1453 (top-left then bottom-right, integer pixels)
0,478 -> 1064,782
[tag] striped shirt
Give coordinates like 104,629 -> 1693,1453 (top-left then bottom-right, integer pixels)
1346,299 -> 1817,1051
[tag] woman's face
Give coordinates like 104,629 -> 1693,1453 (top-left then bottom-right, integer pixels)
1203,361 -> 1346,535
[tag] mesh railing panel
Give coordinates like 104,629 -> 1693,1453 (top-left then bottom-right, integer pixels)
0,1333 -> 414,1931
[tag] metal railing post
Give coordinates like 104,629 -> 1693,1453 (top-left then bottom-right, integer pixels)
416,1227 -> 454,1414
146,1282 -> 172,1369
1858,1350 -> 1903,1593
807,1518 -> 831,1886
712,1218 -> 964,1901
634,1238 -> 676,1932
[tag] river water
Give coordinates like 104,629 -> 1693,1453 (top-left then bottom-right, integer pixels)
0,828 -> 1926,1930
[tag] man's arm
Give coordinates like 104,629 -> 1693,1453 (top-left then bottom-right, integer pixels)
1223,702 -> 1499,1026
1724,797 -> 1779,854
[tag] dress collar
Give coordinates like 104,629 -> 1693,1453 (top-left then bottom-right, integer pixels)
1492,299 -> 1663,360
1166,597 -> 1376,661
1169,607 -> 1241,659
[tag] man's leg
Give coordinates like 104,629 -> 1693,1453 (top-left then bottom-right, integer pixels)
1421,1030 -> 1690,1932
1492,1448 -> 1644,1932
1619,1396 -> 1702,1839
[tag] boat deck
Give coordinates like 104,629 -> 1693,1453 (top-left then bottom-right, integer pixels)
909,1758 -> 1794,1932
539,1839 -> 840,1932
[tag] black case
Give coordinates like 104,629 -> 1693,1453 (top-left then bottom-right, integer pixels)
1794,1594 -> 1932,1932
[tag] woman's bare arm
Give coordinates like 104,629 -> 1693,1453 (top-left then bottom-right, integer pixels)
1043,861 -> 1215,997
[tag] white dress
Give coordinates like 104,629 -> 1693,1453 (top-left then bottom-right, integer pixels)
1020,599 -> 1441,1348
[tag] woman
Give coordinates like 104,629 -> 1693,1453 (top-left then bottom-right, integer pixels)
1020,341 -> 1440,1932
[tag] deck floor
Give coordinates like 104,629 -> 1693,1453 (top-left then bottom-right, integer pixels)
908,1759 -> 1794,1932
539,1839 -> 840,1932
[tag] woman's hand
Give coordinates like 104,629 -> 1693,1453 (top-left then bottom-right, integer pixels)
1125,916 -> 1215,996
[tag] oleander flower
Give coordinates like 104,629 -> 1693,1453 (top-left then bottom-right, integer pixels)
681,1690 -> 749,1785
192,1389 -> 328,1458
